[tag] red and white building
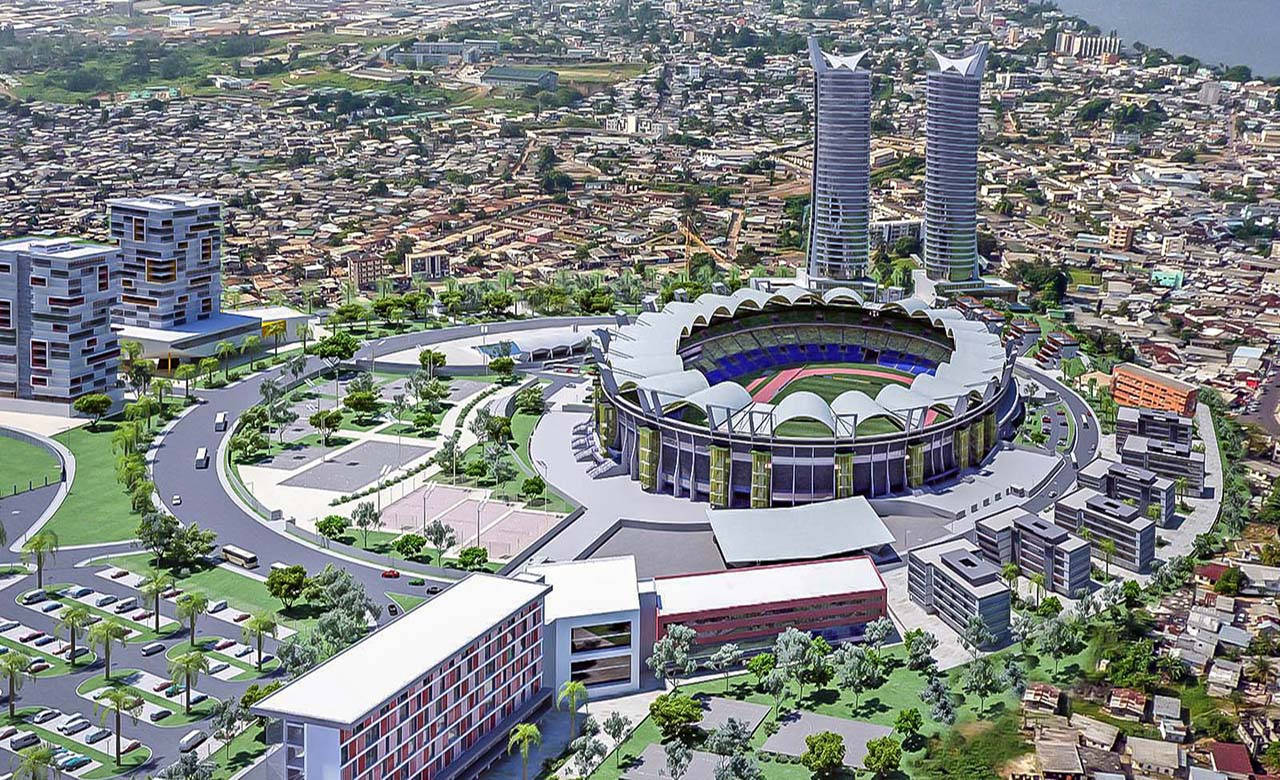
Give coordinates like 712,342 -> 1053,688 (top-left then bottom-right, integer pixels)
252,574 -> 550,780
652,556 -> 888,656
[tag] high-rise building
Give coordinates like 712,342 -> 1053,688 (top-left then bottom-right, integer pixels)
923,43 -> 988,283
107,194 -> 223,329
806,38 -> 872,285
0,238 -> 120,404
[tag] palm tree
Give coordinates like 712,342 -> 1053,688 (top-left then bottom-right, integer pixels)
507,723 -> 542,780
140,572 -> 174,634
1001,563 -> 1020,593
1030,573 -> 1046,606
1247,655 -> 1273,684
87,619 -> 130,680
297,323 -> 313,353
95,686 -> 143,766
1099,538 -> 1116,578
215,340 -> 236,380
21,531 -> 58,589
110,421 -> 140,456
151,377 -> 172,409
557,679 -> 589,740
242,613 -> 278,671
56,604 -> 91,668
175,364 -> 198,400
241,335 -> 262,370
0,650 -> 32,718
168,650 -> 211,715
13,742 -> 57,780
176,593 -> 209,649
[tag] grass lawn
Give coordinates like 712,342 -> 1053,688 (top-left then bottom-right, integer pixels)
99,553 -> 320,635
46,424 -> 139,546
386,592 -> 426,612
210,723 -> 268,779
0,634 -> 78,677
234,433 -> 352,468
78,669 -> 219,727
40,583 -> 176,644
167,639 -> 279,682
0,435 -> 61,495
1068,268 -> 1102,287
1,708 -> 151,779
516,62 -> 650,84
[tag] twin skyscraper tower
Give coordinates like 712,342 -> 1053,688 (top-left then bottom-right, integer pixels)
806,37 -> 989,291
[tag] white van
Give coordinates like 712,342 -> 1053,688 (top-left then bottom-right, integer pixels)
207,599 -> 227,614
9,732 -> 38,750
214,412 -> 228,432
179,730 -> 207,753
195,447 -> 209,469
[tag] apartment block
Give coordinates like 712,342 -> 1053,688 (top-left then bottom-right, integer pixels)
1078,457 -> 1176,528
1054,487 -> 1156,573
975,508 -> 1092,597
0,238 -> 120,404
107,194 -> 223,329
908,538 -> 1010,646
1115,405 -> 1193,449
252,575 -> 550,780
1111,363 -> 1197,416
1120,434 -> 1205,496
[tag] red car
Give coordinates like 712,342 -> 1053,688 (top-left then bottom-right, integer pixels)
233,613 -> 250,623
27,662 -> 50,674
152,681 -> 171,692
214,639 -> 236,651
19,630 -> 43,643
381,569 -> 400,579
133,610 -> 153,622
110,569 -> 129,580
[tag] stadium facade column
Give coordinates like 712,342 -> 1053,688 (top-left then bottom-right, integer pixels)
907,442 -> 925,488
750,450 -> 772,508
983,410 -> 997,455
709,445 -> 731,508
834,452 -> 855,498
969,417 -> 986,463
594,385 -> 617,447
954,426 -> 971,470
637,426 -> 659,491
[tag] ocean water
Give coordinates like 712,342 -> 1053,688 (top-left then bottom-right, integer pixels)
1051,0 -> 1280,78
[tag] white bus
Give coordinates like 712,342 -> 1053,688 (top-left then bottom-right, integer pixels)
214,412 -> 228,432
194,447 -> 209,469
222,545 -> 258,569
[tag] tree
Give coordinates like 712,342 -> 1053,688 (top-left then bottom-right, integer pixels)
797,636 -> 834,698
863,736 -> 902,778
557,679 -> 589,739
168,650 -> 211,714
519,475 -> 546,505
211,699 -> 242,762
1002,562 -> 1020,593
95,686 -> 143,766
240,334 -> 262,368
602,711 -> 632,767
266,566 -> 308,610
1002,656 -> 1028,696
418,348 -> 446,379
1100,537 -> 1117,578
87,619 -> 130,681
1040,617 -> 1080,679
176,592 -> 209,648
0,650 -> 32,718
507,722 -> 542,780
242,613 -> 278,671
961,615 -> 994,656
457,545 -> 489,571
391,533 -> 426,560
158,752 -> 215,780
705,643 -> 742,692
864,616 -> 894,649
424,519 -> 457,566
963,656 -> 1001,715
665,741 -> 692,780
834,644 -> 882,714
73,393 -> 112,430
140,571 -> 174,634
649,692 -> 703,740
490,355 -> 516,382
761,669 -> 787,719
647,624 -> 697,689
308,409 -> 343,446
904,628 -> 939,672
343,390 -> 382,423
894,707 -> 923,748
199,357 -> 219,385
21,530 -> 58,589
174,364 -> 198,399
215,340 -> 236,379
747,653 -> 776,688
316,515 -> 348,548
515,386 -> 545,414
1214,567 -> 1246,595
56,604 -> 91,667
13,743 -> 58,780
800,731 -> 844,777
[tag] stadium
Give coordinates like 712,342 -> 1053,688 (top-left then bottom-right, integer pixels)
591,286 -> 1022,507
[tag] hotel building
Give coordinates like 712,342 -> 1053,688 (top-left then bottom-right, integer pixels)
975,508 -> 1092,597
0,238 -> 120,404
1077,457 -> 1176,528
1120,435 -> 1205,496
1110,363 -> 1197,416
252,575 -> 549,780
908,538 -> 1010,646
1054,487 -> 1156,572
1115,405 -> 1193,449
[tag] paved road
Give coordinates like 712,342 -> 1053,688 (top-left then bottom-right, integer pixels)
1014,362 -> 1100,514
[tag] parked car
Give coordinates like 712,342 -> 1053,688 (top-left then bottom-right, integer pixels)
0,726 -> 18,740
59,756 -> 91,772
140,642 -> 165,657
18,630 -> 43,642
27,662 -> 50,674
179,730 -> 207,753
40,602 -> 61,614
388,603 -> 399,616
427,585 -> 442,594
214,639 -> 235,651
57,718 -> 90,736
153,680 -> 173,693
109,569 -> 129,580
121,739 -> 142,754
172,495 -> 182,506
9,732 -> 38,750
20,591 -> 46,605
85,728 -> 110,745
162,588 -> 181,599
33,635 -> 55,646
189,692 -> 208,706
209,662 -> 230,674
112,597 -> 137,613
0,620 -> 17,633
234,646 -> 253,658
61,586 -> 92,599
208,600 -> 227,614
132,610 -> 153,622
32,709 -> 60,724
95,594 -> 118,608
149,709 -> 172,723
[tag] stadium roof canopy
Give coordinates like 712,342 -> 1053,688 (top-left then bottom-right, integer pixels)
598,285 -> 1010,438
707,496 -> 896,565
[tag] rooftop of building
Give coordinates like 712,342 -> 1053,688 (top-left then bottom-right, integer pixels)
1113,362 -> 1196,393
0,236 -> 115,258
106,193 -> 222,212
913,537 -> 1007,597
251,574 -> 549,727
1117,405 -> 1192,425
524,556 -> 639,622
705,496 -> 895,565
652,556 -> 885,615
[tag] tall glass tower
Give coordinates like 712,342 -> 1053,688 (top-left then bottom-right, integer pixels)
807,37 -> 871,284
923,43 -> 988,283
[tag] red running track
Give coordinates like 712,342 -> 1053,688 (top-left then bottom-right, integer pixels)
751,366 -> 912,403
